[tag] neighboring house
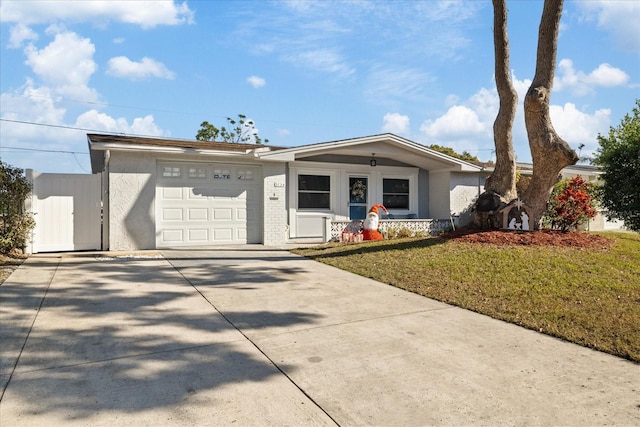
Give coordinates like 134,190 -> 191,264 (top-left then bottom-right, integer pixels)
515,162 -> 624,231
87,133 -> 485,250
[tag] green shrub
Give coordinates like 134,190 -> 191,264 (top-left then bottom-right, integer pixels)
0,162 -> 35,253
385,227 -> 427,239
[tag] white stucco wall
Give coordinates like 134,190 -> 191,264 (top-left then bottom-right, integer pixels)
262,163 -> 288,245
428,171 -> 451,219
450,172 -> 483,224
108,151 -> 157,250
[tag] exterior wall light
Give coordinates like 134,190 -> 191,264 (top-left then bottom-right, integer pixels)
370,153 -> 376,167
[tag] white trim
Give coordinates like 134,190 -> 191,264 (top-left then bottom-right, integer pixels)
259,133 -> 482,172
90,142 -> 257,157
289,166 -> 338,239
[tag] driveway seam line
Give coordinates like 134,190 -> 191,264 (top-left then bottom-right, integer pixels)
0,256 -> 61,403
165,257 -> 341,427
250,306 -> 456,339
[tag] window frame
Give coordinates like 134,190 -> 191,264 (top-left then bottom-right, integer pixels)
382,177 -> 411,210
297,173 -> 332,210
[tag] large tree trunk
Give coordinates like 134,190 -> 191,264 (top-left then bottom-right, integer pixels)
474,0 -> 518,228
522,0 -> 579,229
484,0 -> 518,202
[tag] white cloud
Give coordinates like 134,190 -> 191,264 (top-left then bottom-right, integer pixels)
420,105 -> 487,139
416,72 -> 613,161
585,63 -> 629,87
550,103 -> 611,156
8,23 -> 38,48
467,87 -> 499,124
576,0 -> 640,53
365,66 -> 434,105
24,30 -> 99,101
382,113 -> 410,134
0,79 -> 66,135
247,75 -> 266,88
75,110 -> 165,136
106,56 -> 175,80
444,94 -> 460,107
277,129 -> 290,136
283,48 -> 354,77
555,59 -> 629,95
0,1 -> 194,29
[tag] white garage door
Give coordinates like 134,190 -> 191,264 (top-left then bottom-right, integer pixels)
156,162 -> 262,247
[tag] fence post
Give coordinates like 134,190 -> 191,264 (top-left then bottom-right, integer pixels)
323,216 -> 332,242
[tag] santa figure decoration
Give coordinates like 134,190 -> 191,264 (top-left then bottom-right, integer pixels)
362,204 -> 388,241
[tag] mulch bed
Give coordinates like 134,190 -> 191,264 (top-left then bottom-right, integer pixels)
442,228 -> 613,249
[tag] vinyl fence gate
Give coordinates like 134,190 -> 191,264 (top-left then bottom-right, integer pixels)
26,170 -> 103,253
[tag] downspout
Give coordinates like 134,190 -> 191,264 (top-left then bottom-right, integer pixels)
102,150 -> 110,251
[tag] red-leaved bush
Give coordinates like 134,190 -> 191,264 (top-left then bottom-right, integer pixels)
543,176 -> 598,231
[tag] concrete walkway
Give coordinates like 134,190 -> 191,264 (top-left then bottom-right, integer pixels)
0,247 -> 638,426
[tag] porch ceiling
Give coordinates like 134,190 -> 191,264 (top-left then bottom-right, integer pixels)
259,134 -> 481,172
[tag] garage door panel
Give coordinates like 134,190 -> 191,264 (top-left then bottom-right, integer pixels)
157,162 -> 262,247
188,229 -> 209,241
213,228 -> 233,241
210,189 -> 245,199
190,187 -> 217,199
162,208 -> 183,221
162,187 -> 183,199
162,229 -> 184,243
213,208 -> 233,220
188,208 -> 208,221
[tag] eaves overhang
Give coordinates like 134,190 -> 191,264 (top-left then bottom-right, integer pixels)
258,133 -> 482,172
87,133 -> 283,173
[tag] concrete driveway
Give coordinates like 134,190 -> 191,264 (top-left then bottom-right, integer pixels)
1,247 -> 638,426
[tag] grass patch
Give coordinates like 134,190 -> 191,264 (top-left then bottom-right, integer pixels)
293,232 -> 640,363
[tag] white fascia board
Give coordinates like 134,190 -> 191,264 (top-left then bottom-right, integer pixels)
90,142 -> 252,158
257,133 -> 482,171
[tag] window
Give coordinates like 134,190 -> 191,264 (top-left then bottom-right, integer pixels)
162,166 -> 181,177
383,178 -> 409,209
237,169 -> 254,180
213,169 -> 231,179
188,167 -> 206,178
298,174 -> 330,209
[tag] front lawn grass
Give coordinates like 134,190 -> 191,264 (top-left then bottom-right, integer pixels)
293,232 -> 640,363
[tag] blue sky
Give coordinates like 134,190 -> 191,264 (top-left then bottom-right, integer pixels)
1,0 -> 638,174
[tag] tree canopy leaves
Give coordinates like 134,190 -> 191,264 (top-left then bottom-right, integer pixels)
594,99 -> 640,232
196,114 -> 268,144
427,144 -> 479,163
0,162 -> 35,253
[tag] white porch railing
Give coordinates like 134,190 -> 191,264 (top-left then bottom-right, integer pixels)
329,219 -> 452,241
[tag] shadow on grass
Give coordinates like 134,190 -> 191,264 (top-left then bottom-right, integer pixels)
296,237 -> 446,260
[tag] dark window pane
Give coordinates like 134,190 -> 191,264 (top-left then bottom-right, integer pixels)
383,194 -> 409,209
299,192 -> 330,209
383,179 -> 409,193
383,178 -> 409,209
299,175 -> 330,191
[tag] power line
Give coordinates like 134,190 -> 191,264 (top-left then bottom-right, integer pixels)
1,146 -> 89,155
1,146 -> 91,173
0,118 -> 124,135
